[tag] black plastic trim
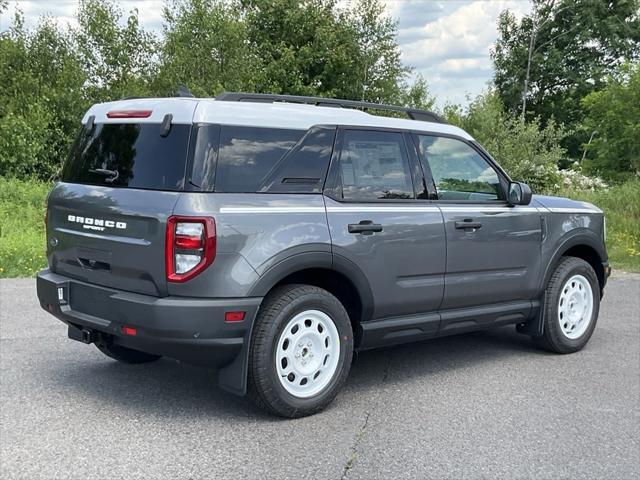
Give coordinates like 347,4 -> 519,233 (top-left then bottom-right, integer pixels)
215,92 -> 447,124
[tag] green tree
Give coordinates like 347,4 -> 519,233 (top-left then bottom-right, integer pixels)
492,0 -> 640,158
156,0 -> 256,96
75,0 -> 157,101
581,62 -> 640,180
346,0 -> 408,103
242,0 -> 359,97
0,11 -> 86,179
400,74 -> 436,110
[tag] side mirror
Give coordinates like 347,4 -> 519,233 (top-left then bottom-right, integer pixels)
508,181 -> 532,206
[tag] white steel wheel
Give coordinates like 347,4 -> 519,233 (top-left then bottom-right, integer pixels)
558,274 -> 594,339
276,309 -> 341,398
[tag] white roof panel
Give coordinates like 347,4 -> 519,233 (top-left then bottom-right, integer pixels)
82,97 -> 473,140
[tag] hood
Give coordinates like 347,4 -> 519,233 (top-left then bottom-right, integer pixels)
532,194 -> 602,213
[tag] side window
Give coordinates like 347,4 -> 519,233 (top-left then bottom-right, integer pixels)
339,130 -> 414,201
258,126 -> 335,193
418,135 -> 504,201
188,124 -> 220,191
215,126 -> 304,193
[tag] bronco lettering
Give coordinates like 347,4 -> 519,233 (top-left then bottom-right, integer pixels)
67,214 -> 126,231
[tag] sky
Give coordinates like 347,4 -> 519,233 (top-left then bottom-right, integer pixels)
1,0 -> 532,107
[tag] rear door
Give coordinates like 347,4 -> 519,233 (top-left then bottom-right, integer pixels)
47,108 -> 194,297
325,128 -> 446,321
415,134 -> 542,317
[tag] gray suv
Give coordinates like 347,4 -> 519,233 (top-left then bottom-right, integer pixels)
37,93 -> 610,417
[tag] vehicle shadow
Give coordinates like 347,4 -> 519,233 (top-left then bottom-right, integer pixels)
345,325 -> 544,394
51,325 -> 544,421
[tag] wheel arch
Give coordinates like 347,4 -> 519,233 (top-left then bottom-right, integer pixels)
248,252 -> 374,346
543,230 -> 607,293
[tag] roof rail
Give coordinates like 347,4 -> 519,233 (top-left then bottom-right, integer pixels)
215,92 -> 446,124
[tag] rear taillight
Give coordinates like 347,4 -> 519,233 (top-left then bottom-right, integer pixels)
165,216 -> 216,282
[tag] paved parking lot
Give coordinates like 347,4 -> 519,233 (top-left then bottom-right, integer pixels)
1,275 -> 639,479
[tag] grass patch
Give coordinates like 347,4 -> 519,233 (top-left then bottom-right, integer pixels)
0,178 -> 638,278
559,179 -> 640,272
0,177 -> 50,277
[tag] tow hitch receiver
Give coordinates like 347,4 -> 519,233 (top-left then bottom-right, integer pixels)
68,324 -> 95,344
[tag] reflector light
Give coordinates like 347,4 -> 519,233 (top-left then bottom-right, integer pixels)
225,311 -> 246,323
106,110 -> 153,119
175,235 -> 203,250
121,326 -> 137,336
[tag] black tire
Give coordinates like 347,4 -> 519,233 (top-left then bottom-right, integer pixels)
248,284 -> 354,418
538,256 -> 600,353
95,341 -> 161,364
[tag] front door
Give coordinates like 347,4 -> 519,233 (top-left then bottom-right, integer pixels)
415,134 -> 542,322
325,128 -> 446,321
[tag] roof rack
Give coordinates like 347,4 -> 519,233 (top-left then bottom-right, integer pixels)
215,92 -> 446,124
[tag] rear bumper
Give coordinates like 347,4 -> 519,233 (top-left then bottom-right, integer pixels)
36,269 -> 262,369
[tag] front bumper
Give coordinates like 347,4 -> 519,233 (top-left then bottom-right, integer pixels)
36,269 -> 262,369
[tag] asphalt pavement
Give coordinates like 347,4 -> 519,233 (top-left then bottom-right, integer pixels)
1,274 -> 639,479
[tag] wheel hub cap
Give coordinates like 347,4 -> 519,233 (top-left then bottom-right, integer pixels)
276,310 -> 341,398
558,274 -> 594,339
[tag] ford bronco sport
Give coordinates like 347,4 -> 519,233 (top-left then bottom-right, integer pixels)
37,92 -> 610,418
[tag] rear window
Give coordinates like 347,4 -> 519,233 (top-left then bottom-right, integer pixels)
62,123 -> 191,191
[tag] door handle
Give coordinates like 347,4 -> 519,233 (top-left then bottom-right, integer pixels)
454,219 -> 482,230
348,220 -> 383,235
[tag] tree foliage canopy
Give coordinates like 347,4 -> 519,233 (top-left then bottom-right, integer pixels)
581,62 -> 640,180
492,0 -> 640,158
0,0 -> 637,187
0,0 -> 432,180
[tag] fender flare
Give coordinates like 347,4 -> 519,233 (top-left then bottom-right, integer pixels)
540,229 -> 606,292
248,251 -> 374,320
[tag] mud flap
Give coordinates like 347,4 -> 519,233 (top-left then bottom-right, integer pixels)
516,298 -> 545,336
217,309 -> 259,396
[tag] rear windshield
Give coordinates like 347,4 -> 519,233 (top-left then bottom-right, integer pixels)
62,123 -> 191,191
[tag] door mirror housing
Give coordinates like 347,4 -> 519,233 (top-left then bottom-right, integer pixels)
508,181 -> 532,206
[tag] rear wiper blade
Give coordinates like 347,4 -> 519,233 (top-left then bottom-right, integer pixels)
88,168 -> 119,183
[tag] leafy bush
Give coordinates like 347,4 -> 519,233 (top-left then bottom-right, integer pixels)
0,16 -> 87,180
581,62 -> 640,181
0,178 -> 50,277
556,163 -> 608,191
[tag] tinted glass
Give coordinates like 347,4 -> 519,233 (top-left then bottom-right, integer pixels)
418,135 -> 503,201
258,126 -> 335,193
339,130 -> 414,201
188,124 -> 220,191
215,126 -> 304,193
62,123 -> 190,191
